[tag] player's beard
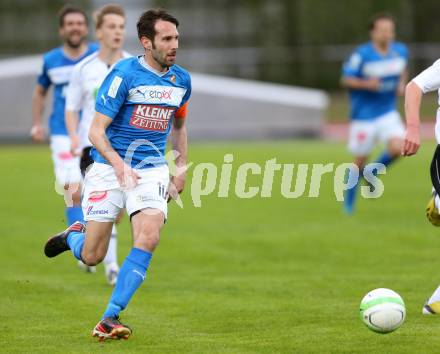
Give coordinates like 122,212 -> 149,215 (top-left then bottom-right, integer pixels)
65,35 -> 86,49
151,43 -> 175,69
151,52 -> 168,69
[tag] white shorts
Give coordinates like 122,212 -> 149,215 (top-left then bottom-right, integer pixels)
50,135 -> 82,185
348,111 -> 405,156
82,163 -> 170,222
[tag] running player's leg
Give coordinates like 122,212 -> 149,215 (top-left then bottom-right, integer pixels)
44,219 -> 113,264
374,110 -> 405,173
45,163 -> 123,264
50,135 -> 83,225
345,120 -> 375,214
103,224 -> 119,285
101,210 -> 164,319
422,146 -> 440,313
426,145 -> 440,226
93,166 -> 169,340
80,147 -> 120,282
77,146 -> 95,272
102,210 -> 124,284
92,210 -> 163,340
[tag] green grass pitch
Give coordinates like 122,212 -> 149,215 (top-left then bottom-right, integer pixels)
2,140 -> 440,353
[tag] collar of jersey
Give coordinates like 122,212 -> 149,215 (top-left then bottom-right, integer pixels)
137,55 -> 171,77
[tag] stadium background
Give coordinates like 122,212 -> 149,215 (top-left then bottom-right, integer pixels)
2,0 -> 440,353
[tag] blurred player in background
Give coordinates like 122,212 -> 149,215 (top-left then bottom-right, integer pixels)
341,13 -> 408,214
403,58 -> 440,314
31,5 -> 98,228
44,9 -> 191,340
65,4 -> 131,284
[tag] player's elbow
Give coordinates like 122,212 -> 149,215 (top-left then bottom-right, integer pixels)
33,85 -> 47,100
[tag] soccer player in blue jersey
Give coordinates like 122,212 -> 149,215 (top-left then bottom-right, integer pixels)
65,4 -> 131,284
44,9 -> 191,340
341,13 -> 408,214
31,5 -> 98,228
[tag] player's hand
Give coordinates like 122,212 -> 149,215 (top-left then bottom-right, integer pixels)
115,164 -> 140,190
402,125 -> 420,156
70,135 -> 81,156
30,124 -> 46,143
167,175 -> 185,202
364,78 -> 381,91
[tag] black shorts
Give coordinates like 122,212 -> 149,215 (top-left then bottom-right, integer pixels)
80,147 -> 94,177
431,145 -> 440,194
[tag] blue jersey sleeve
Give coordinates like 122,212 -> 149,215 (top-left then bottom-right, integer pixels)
342,49 -> 363,78
95,69 -> 129,119
181,74 -> 192,106
37,56 -> 51,89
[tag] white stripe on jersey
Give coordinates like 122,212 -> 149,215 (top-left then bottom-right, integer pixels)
47,65 -> 74,84
362,57 -> 406,78
127,85 -> 187,106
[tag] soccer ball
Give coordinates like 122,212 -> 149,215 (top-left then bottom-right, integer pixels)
359,288 -> 406,333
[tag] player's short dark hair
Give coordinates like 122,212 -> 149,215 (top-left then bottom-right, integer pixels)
94,4 -> 125,29
58,5 -> 88,28
369,13 -> 395,31
136,9 -> 179,40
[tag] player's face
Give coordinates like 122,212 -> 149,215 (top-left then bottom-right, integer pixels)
370,19 -> 395,46
97,14 -> 125,51
150,20 -> 179,69
60,13 -> 88,49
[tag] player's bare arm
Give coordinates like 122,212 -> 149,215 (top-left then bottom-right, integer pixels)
402,81 -> 422,156
88,112 -> 139,188
31,84 -> 48,142
65,110 -> 81,155
168,117 -> 187,200
341,76 -> 380,91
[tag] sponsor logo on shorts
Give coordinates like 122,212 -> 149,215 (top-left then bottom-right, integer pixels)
136,195 -> 150,203
86,206 -> 109,215
357,131 -> 367,142
58,151 -> 73,161
88,191 -> 108,202
129,104 -> 176,132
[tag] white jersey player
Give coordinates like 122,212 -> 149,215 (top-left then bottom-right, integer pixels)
31,5 -> 98,231
65,4 -> 130,285
404,59 -> 440,314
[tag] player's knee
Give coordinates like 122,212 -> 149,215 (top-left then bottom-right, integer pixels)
135,227 -> 160,251
81,251 -> 105,266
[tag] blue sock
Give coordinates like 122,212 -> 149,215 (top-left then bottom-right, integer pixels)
102,248 -> 152,319
374,150 -> 395,172
65,206 -> 84,227
67,232 -> 85,260
344,167 -> 359,214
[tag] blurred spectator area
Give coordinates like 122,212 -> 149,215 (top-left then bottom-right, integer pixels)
1,0 -> 440,90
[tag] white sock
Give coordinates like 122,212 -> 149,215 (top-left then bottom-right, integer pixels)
103,225 -> 118,267
428,285 -> 440,304
435,193 -> 440,210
